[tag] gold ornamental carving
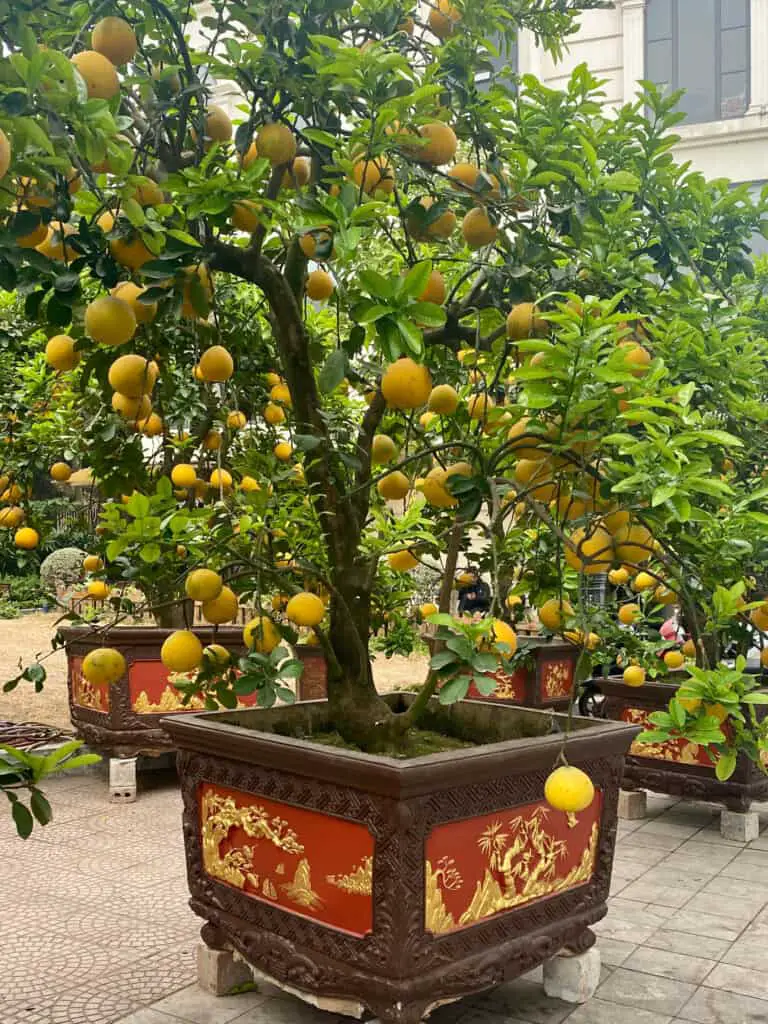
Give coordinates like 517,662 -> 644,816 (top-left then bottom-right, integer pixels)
327,855 -> 373,895
542,661 -> 571,700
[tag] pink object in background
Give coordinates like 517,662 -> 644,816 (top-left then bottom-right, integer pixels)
660,619 -> 679,642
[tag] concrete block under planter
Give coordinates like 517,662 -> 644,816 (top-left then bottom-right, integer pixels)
599,677 -> 768,812
62,624 -> 250,760
466,638 -> 580,710
164,694 -> 638,1023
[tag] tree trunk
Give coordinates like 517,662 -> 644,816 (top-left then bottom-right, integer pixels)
152,599 -> 193,629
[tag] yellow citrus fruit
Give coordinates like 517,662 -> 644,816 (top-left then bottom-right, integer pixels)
85,295 -> 136,347
447,162 -> 480,192
761,647 -> 768,669
256,123 -> 296,165
71,50 -> 120,100
681,638 -> 696,658
264,402 -> 286,425
0,507 -> 24,529
240,476 -> 261,493
467,392 -> 493,420
286,592 -> 325,627
209,468 -> 233,490
201,585 -> 239,625
352,156 -> 395,194
462,207 -> 497,249
377,471 -> 410,501
388,549 -> 419,572
112,281 -> 157,324
82,647 -> 126,686
371,434 -> 398,465
418,466 -> 456,508
418,270 -> 447,306
506,594 -> 523,610
618,603 -> 640,626
381,358 -> 432,410
564,526 -> 613,576
202,430 -> 222,451
664,650 -> 685,670
490,619 -> 517,655
170,464 -> 197,489
199,345 -> 234,382
129,179 -> 164,207
243,615 -> 281,653
622,342 -> 652,376
110,234 -> 154,270
137,411 -> 163,436
161,630 -> 204,673
428,384 -> 459,415
204,643 -> 231,667
655,586 -> 677,606
226,410 -> 247,430
92,16 -> 137,65
544,765 -> 595,813
17,220 -> 47,248
14,527 -> 39,550
623,665 -> 646,687
274,442 -> 293,462
37,224 -> 77,261
705,702 -> 728,723
112,392 -> 151,420
108,354 -> 158,397
50,462 -> 72,482
608,567 -> 630,586
429,0 -> 461,39
306,269 -> 334,301
1,483 -> 22,503
634,571 -> 655,592
679,696 -> 701,714
83,555 -> 103,572
203,104 -> 232,142
281,155 -> 312,189
270,383 -> 292,407
514,458 -> 556,503
420,603 -> 438,619
406,197 -> 456,240
419,411 -> 437,430
416,122 -> 458,166
0,129 -> 10,180
185,568 -> 223,602
506,303 -> 547,341
538,598 -> 574,632
232,199 -> 260,233
614,523 -> 654,565
87,580 -> 110,600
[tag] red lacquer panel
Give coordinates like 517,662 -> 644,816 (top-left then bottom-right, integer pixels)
425,795 -> 601,935
466,667 -> 528,703
199,783 -> 375,936
129,661 -> 258,714
622,707 -> 714,768
70,655 -> 109,711
537,658 -> 575,703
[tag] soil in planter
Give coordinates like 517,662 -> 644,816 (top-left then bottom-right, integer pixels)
223,694 -> 558,757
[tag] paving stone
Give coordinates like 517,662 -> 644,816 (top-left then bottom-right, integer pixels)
719,861 -> 768,883
635,820 -> 701,838
150,982 -> 267,1022
618,882 -> 699,908
613,844 -> 670,868
657,909 -> 745,942
596,937 -> 637,967
703,963 -> 768,1001
471,978 -> 572,1023
595,968 -> 697,1016
110,1013 -> 180,1024
720,936 -> 768,972
232,997 -> 356,1023
681,891 -> 762,923
561,997 -> 674,1024
623,946 -> 716,984
677,986 -> 768,1023
642,929 -> 732,962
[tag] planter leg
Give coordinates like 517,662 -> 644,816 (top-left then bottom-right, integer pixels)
543,944 -> 601,1004
376,1004 -> 430,1024
109,756 -> 137,803
617,788 -> 646,820
196,942 -> 254,996
720,808 -> 759,842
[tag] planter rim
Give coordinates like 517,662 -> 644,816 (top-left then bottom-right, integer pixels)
59,623 -> 244,643
163,693 -> 639,799
596,674 -> 768,701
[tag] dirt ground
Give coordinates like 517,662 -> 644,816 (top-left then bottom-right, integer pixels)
0,612 -> 429,733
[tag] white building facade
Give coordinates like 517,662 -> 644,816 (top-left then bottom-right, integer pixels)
517,0 -> 768,186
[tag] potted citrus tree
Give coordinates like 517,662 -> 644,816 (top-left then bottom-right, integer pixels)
2,0 -> 764,1015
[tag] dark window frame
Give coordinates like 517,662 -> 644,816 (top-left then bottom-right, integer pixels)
645,0 -> 750,124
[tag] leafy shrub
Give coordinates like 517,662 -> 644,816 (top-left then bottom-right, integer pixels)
3,575 -> 45,607
39,547 -> 86,592
0,600 -> 19,619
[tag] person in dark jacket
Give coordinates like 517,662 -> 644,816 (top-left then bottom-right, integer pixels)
457,571 -> 491,615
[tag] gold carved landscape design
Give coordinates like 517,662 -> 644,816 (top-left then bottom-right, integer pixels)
623,708 -> 710,766
426,805 -> 599,935
541,661 -> 572,700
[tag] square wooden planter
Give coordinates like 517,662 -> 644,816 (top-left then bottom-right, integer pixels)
466,639 -> 580,710
62,624 -> 249,758
164,696 -> 638,1023
600,677 -> 768,812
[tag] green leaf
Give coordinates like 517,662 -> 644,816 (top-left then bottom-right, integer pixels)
603,171 -> 641,192
30,789 -> 52,826
11,800 -> 34,839
446,636 -> 474,661
715,749 -> 737,781
438,675 -> 471,705
400,261 -> 432,299
430,649 -> 458,670
472,674 -> 498,696
140,543 -> 161,563
125,492 -> 150,519
471,652 -> 499,673
358,269 -> 394,300
318,349 -> 347,393
409,302 -> 447,328
394,315 -> 423,356
651,483 -> 676,507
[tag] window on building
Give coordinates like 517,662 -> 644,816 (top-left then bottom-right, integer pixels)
476,35 -> 517,91
646,0 -> 749,123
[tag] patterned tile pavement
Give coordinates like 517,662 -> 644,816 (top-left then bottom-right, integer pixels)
5,765 -> 768,1024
